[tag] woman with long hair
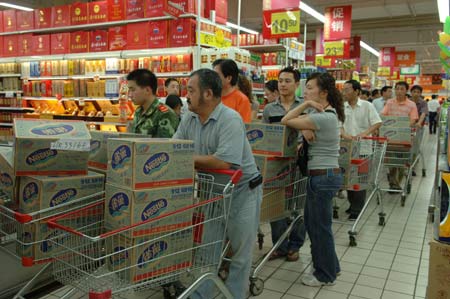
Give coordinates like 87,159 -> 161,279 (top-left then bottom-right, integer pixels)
264,80 -> 279,104
238,74 -> 259,120
281,72 -> 344,286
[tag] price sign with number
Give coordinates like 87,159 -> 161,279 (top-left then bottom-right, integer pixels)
324,41 -> 345,57
315,55 -> 332,67
263,8 -> 301,39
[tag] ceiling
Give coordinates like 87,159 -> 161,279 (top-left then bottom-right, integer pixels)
10,0 -> 444,74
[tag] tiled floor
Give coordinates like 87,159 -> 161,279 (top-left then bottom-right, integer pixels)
37,132 -> 437,299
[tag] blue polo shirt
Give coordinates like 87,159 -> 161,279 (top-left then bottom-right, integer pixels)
173,103 -> 259,185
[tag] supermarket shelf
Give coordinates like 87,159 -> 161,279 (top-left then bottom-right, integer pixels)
0,74 -> 21,78
0,122 -> 13,127
22,74 -> 126,80
23,97 -> 118,101
0,107 -> 34,112
0,90 -> 23,94
85,121 -> 127,126
240,44 -> 286,52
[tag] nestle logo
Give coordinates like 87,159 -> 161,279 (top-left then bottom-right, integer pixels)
90,140 -> 101,152
143,152 -> 169,175
31,124 -> 74,136
110,246 -> 128,266
50,188 -> 77,207
137,241 -> 168,268
246,129 -> 264,143
23,182 -> 39,203
141,198 -> 168,221
26,148 -> 58,166
108,192 -> 129,216
0,173 -> 13,187
111,145 -> 131,170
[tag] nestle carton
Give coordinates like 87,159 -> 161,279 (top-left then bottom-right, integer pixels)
379,127 -> 412,144
338,139 -> 361,167
105,183 -> 193,237
106,230 -> 193,283
13,119 -> 91,176
254,155 -> 295,188
381,116 -> 410,128
428,240 -> 450,298
107,138 -> 194,189
89,131 -> 146,171
260,188 -> 286,222
245,123 -> 298,157
0,147 -> 17,201
19,171 -> 104,214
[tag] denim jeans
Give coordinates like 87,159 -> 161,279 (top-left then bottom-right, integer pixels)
305,170 -> 342,283
190,182 -> 262,299
270,218 -> 305,254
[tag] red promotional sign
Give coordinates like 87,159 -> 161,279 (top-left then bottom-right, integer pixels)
394,51 -> 416,67
305,40 -> 316,62
262,8 -> 301,39
315,28 -> 324,54
349,36 -> 361,58
378,47 -> 396,67
262,0 -> 299,10
324,6 -> 352,41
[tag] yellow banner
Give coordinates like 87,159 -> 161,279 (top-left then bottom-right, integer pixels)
271,10 -> 300,35
199,28 -> 232,48
324,41 -> 345,57
315,55 -> 332,67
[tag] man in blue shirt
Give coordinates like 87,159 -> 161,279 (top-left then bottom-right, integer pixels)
173,69 -> 262,299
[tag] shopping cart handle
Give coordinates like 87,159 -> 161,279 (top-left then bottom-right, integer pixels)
197,168 -> 243,184
361,136 -> 388,142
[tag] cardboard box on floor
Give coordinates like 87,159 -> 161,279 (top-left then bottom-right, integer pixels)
245,123 -> 298,157
107,138 -> 194,189
428,240 -> 450,298
14,119 -> 91,176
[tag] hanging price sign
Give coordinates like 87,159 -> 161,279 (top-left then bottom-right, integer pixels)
324,40 -> 345,57
315,55 -> 332,67
263,8 -> 301,39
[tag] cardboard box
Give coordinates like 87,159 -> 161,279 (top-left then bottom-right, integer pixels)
170,54 -> 192,72
51,33 -> 71,55
381,116 -> 410,128
338,139 -> 361,167
254,155 -> 295,188
52,5 -> 71,27
16,11 -> 34,30
19,172 -> 104,214
245,123 -> 298,157
18,34 -> 34,56
105,183 -> 193,237
34,8 -> 52,29
126,0 -> 145,19
428,240 -> 450,298
89,1 -> 108,23
0,147 -> 17,201
89,30 -> 109,52
260,188 -> 286,222
71,2 -> 89,25
379,127 -> 412,144
13,119 -> 91,176
71,31 -> 89,54
32,35 -> 51,56
126,22 -> 149,50
89,131 -> 146,170
169,18 -> 196,47
3,35 -> 18,58
107,138 -> 194,189
3,10 -> 16,32
106,231 -> 193,283
109,26 -> 127,51
148,21 -> 168,49
108,0 -> 126,21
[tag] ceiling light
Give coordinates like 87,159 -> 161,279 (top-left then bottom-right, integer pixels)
438,0 -> 450,23
226,22 -> 259,35
0,2 -> 33,11
360,41 -> 380,57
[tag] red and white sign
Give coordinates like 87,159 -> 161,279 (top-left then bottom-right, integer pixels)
378,47 -> 396,67
324,6 -> 352,41
305,40 -> 316,62
394,51 -> 416,67
262,8 -> 301,39
349,36 -> 361,58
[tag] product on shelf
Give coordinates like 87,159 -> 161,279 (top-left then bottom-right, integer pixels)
51,5 -> 71,27
34,7 -> 52,29
88,1 -> 109,24
71,2 -> 89,25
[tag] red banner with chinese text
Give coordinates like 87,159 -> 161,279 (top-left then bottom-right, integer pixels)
394,51 -> 416,67
324,6 -> 352,41
378,47 -> 396,67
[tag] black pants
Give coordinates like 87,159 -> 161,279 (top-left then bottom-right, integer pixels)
429,112 -> 438,134
347,190 -> 367,215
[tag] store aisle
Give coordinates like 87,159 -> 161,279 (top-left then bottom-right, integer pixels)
38,132 -> 437,299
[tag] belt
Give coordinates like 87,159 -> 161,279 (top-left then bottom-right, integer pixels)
307,168 -> 341,176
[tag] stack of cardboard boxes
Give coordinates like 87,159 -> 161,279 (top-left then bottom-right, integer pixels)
245,122 -> 298,222
104,137 -> 195,283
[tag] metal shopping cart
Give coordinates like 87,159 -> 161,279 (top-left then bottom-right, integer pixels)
0,191 -> 104,299
46,169 -> 242,299
336,137 -> 387,247
248,167 -> 307,296
381,126 -> 426,206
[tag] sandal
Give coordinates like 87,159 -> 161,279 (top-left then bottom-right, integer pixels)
268,250 -> 287,261
286,250 -> 299,262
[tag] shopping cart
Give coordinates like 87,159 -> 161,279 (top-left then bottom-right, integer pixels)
46,169 -> 242,299
248,167 -> 307,296
381,126 -> 426,206
336,137 -> 387,247
0,191 -> 104,299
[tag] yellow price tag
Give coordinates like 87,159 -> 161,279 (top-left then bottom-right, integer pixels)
315,55 -> 332,67
271,10 -> 300,35
324,41 -> 345,57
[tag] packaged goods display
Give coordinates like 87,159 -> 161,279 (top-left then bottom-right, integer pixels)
0,147 -> 17,201
245,123 -> 298,157
254,155 -> 295,187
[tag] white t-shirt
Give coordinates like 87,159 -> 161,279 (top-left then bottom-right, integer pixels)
428,99 -> 441,113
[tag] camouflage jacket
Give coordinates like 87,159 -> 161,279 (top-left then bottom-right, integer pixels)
130,99 -> 179,137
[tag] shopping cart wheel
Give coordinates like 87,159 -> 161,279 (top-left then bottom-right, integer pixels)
422,169 -> 426,177
401,195 -> 406,207
378,216 -> 385,226
349,236 -> 357,247
258,232 -> 264,250
249,278 -> 264,296
333,209 -> 339,219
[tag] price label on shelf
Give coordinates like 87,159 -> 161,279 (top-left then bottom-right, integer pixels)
5,92 -> 14,98
324,41 -> 345,57
50,139 -> 91,152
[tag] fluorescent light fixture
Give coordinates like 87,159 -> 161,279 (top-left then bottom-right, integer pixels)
360,41 -> 380,57
0,2 -> 33,11
438,0 -> 450,23
226,22 -> 259,35
299,2 -> 326,23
